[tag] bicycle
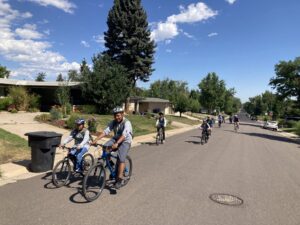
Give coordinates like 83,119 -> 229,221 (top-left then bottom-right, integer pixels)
82,143 -> 133,202
52,146 -> 94,188
156,127 -> 164,145
201,129 -> 209,145
234,122 -> 239,132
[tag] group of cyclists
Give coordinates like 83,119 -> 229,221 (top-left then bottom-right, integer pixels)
200,114 -> 240,139
58,105 -> 239,190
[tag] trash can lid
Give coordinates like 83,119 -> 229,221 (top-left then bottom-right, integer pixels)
25,131 -> 62,138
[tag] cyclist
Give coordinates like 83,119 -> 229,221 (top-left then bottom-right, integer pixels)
92,106 -> 133,189
156,112 -> 167,143
233,114 -> 240,129
60,119 -> 90,173
200,120 -> 211,139
218,114 -> 222,127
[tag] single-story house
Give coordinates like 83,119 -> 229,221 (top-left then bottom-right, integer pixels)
128,97 -> 172,115
0,78 -> 82,111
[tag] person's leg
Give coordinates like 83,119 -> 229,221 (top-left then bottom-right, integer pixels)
75,147 -> 88,171
162,127 -> 165,140
115,142 -> 130,188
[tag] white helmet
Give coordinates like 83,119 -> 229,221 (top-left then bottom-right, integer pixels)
112,106 -> 124,114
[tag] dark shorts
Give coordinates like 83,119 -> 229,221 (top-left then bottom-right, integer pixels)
104,139 -> 131,163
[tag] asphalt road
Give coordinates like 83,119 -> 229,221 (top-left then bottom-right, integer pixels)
1,117 -> 300,225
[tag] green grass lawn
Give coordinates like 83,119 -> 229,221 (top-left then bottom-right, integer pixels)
166,115 -> 200,126
281,128 -> 297,134
0,128 -> 30,164
69,113 -> 197,137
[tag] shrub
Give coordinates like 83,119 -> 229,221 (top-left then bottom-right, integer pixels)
35,113 -> 51,122
28,93 -> 40,110
66,114 -> 81,129
50,106 -> 63,120
294,121 -> 300,136
87,117 -> 98,133
81,105 -> 98,114
286,120 -> 297,128
0,97 -> 13,110
51,119 -> 66,128
10,108 -> 18,113
9,87 -> 29,111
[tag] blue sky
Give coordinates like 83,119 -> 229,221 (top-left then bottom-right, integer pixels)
0,0 -> 300,102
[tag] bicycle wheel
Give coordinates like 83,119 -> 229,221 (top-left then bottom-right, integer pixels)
156,133 -> 159,145
82,163 -> 106,202
201,133 -> 205,145
52,159 -> 72,188
123,155 -> 133,186
160,129 -> 163,144
82,153 -> 94,172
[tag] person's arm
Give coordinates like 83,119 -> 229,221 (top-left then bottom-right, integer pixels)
92,122 -> 112,144
77,130 -> 90,149
155,119 -> 159,127
60,131 -> 74,147
164,118 -> 167,127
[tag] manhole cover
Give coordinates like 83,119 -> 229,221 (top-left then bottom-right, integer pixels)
209,193 -> 243,206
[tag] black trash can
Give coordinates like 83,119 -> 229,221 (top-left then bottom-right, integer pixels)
25,131 -> 62,172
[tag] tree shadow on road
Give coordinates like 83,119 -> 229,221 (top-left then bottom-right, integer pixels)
185,140 -> 202,145
139,141 -> 157,146
240,132 -> 300,145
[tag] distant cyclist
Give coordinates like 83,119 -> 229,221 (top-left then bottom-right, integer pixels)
233,114 -> 240,129
156,112 -> 167,143
92,106 -> 133,189
60,119 -> 90,173
200,120 -> 211,138
218,114 -> 222,127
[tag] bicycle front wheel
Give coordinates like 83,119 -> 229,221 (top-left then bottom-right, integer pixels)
123,155 -> 133,186
82,163 -> 106,202
82,153 -> 94,172
52,159 -> 71,188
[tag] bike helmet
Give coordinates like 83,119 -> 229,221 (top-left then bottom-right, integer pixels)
112,106 -> 124,114
75,118 -> 85,125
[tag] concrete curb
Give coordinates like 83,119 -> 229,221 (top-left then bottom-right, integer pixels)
0,125 -> 199,187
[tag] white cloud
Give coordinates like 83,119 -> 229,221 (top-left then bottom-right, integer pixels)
150,21 -> 178,42
93,34 -> 105,44
43,29 -> 50,35
183,31 -> 194,39
208,32 -> 218,37
151,2 -> 217,42
0,0 -> 80,79
81,40 -> 90,48
167,2 -> 218,24
166,49 -> 172,53
27,0 -> 76,14
15,24 -> 43,39
165,40 -> 172,45
225,0 -> 237,4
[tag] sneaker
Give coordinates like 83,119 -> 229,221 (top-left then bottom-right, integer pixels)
114,178 -> 124,189
75,168 -> 83,173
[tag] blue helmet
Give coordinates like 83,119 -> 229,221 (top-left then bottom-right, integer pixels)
75,118 -> 85,125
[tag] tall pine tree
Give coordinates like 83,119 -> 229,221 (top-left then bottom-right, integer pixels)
104,0 -> 155,87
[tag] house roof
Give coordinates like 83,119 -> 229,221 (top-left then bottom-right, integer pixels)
0,78 -> 80,87
138,97 -> 169,103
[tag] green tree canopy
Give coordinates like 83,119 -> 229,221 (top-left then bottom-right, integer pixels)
56,73 -> 64,82
68,70 -> 81,82
81,54 -> 130,114
198,72 -> 227,113
35,72 -> 46,82
104,0 -> 155,87
270,57 -> 300,104
0,65 -> 10,78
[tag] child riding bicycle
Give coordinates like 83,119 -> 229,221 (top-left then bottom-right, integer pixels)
59,119 -> 91,173
156,112 -> 167,143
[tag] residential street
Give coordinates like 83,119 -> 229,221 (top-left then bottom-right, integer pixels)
1,116 -> 300,225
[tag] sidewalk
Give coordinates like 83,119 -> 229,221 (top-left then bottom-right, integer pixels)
0,123 -> 199,187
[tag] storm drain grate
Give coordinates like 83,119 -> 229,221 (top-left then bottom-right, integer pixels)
209,193 -> 243,206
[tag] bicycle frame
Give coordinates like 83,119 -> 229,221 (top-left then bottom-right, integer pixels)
100,150 -> 118,179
